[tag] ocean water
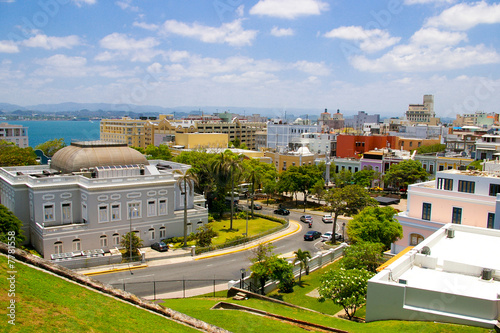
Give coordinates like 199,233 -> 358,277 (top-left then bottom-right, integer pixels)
5,120 -> 101,148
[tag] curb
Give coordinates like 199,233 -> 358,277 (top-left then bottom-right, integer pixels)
194,221 -> 302,260
82,263 -> 148,276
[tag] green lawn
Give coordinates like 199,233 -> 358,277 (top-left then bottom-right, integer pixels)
0,255 -> 199,333
162,261 -> 489,333
210,217 -> 282,244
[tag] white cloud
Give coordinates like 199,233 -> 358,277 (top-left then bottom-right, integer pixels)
250,0 -> 329,19
133,21 -> 159,31
116,0 -> 139,11
324,26 -> 400,53
73,0 -> 96,7
351,43 -> 500,72
236,5 -> 244,17
426,1 -> 500,30
404,0 -> 455,5
0,40 -> 19,53
271,26 -> 294,37
292,60 -> 330,76
100,33 -> 159,50
35,54 -> 88,77
22,34 -> 81,50
161,19 -> 257,47
410,27 -> 467,47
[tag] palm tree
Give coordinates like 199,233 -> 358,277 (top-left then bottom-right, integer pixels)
245,164 -> 262,218
174,168 -> 197,247
213,150 -> 244,230
293,249 -> 311,282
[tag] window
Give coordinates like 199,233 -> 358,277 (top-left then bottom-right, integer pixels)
128,202 -> 141,218
100,235 -> 108,247
489,184 -> 500,196
111,204 -> 120,221
422,203 -> 431,221
62,203 -> 71,223
487,213 -> 495,229
99,205 -> 109,222
149,228 -> 155,240
159,227 -> 166,239
187,223 -> 192,234
452,207 -> 462,224
458,180 -> 475,193
147,200 -> 157,217
54,241 -> 63,254
44,204 -> 55,222
437,178 -> 453,191
82,203 -> 87,222
409,233 -> 424,246
159,199 -> 167,215
72,239 -> 81,251
113,233 -> 120,246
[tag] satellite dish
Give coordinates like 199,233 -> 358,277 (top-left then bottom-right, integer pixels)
421,246 -> 431,255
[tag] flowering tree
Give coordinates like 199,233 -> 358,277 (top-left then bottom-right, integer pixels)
318,268 -> 374,320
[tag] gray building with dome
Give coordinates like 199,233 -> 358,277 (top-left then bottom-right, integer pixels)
0,141 -> 208,259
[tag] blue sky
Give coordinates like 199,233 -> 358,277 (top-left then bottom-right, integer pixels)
1,0 -> 500,118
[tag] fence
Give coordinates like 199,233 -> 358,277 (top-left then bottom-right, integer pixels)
109,278 -> 231,300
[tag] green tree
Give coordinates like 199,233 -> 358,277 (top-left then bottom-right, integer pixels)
318,268 -> 374,320
0,141 -> 38,166
347,206 -> 403,250
195,223 -> 218,247
324,185 -> 377,243
0,204 -> 25,247
250,243 -> 276,295
271,257 -> 295,293
35,138 -> 66,157
120,232 -> 143,261
353,169 -> 376,188
144,144 -> 172,160
467,160 -> 482,170
293,248 -> 311,282
416,143 -> 446,154
174,168 -> 197,247
334,169 -> 353,187
383,159 -> 428,190
341,242 -> 385,273
311,179 -> 325,204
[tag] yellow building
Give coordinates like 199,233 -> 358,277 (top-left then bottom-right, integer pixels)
174,133 -> 228,150
100,117 -> 150,147
265,148 -> 325,172
195,120 -> 266,150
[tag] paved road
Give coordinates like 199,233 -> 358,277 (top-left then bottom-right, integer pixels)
92,206 -> 349,298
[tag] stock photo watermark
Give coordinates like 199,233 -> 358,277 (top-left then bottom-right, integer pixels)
6,231 -> 17,326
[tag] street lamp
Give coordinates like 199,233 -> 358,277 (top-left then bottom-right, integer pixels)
129,206 -> 138,263
342,222 -> 346,242
240,268 -> 246,289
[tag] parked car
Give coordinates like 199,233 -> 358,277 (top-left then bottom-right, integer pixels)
249,203 -> 262,210
274,208 -> 290,215
321,231 -> 342,242
300,215 -> 313,223
151,241 -> 169,252
322,214 -> 333,223
304,230 -> 321,241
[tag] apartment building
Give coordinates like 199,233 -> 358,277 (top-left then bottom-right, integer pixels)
405,95 -> 439,125
0,122 -> 29,148
394,168 -> 500,254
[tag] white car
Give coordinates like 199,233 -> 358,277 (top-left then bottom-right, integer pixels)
321,231 -> 333,242
322,214 -> 333,223
321,231 -> 342,242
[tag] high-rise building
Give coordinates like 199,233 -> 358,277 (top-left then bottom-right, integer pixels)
405,95 -> 439,125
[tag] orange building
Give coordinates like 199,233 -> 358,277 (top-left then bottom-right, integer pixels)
336,135 -> 398,158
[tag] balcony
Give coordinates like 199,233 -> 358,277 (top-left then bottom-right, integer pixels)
35,220 -> 89,235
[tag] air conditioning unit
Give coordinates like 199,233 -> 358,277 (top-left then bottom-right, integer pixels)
447,229 -> 455,238
482,268 -> 493,280
421,246 -> 431,255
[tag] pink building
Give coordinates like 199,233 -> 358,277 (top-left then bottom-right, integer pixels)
394,168 -> 499,253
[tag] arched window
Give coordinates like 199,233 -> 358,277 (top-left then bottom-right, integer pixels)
100,235 -> 108,247
112,233 -> 120,246
149,228 -> 155,240
72,239 -> 81,251
54,241 -> 63,254
159,226 -> 166,239
409,233 -> 424,246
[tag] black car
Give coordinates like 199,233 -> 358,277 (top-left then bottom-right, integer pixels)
274,208 -> 290,215
304,230 -> 321,241
151,241 -> 169,252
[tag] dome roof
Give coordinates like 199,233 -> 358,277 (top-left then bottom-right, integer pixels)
51,141 -> 149,174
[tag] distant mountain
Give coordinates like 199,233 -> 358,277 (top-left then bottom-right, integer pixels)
25,102 -> 174,113
0,103 -> 26,112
